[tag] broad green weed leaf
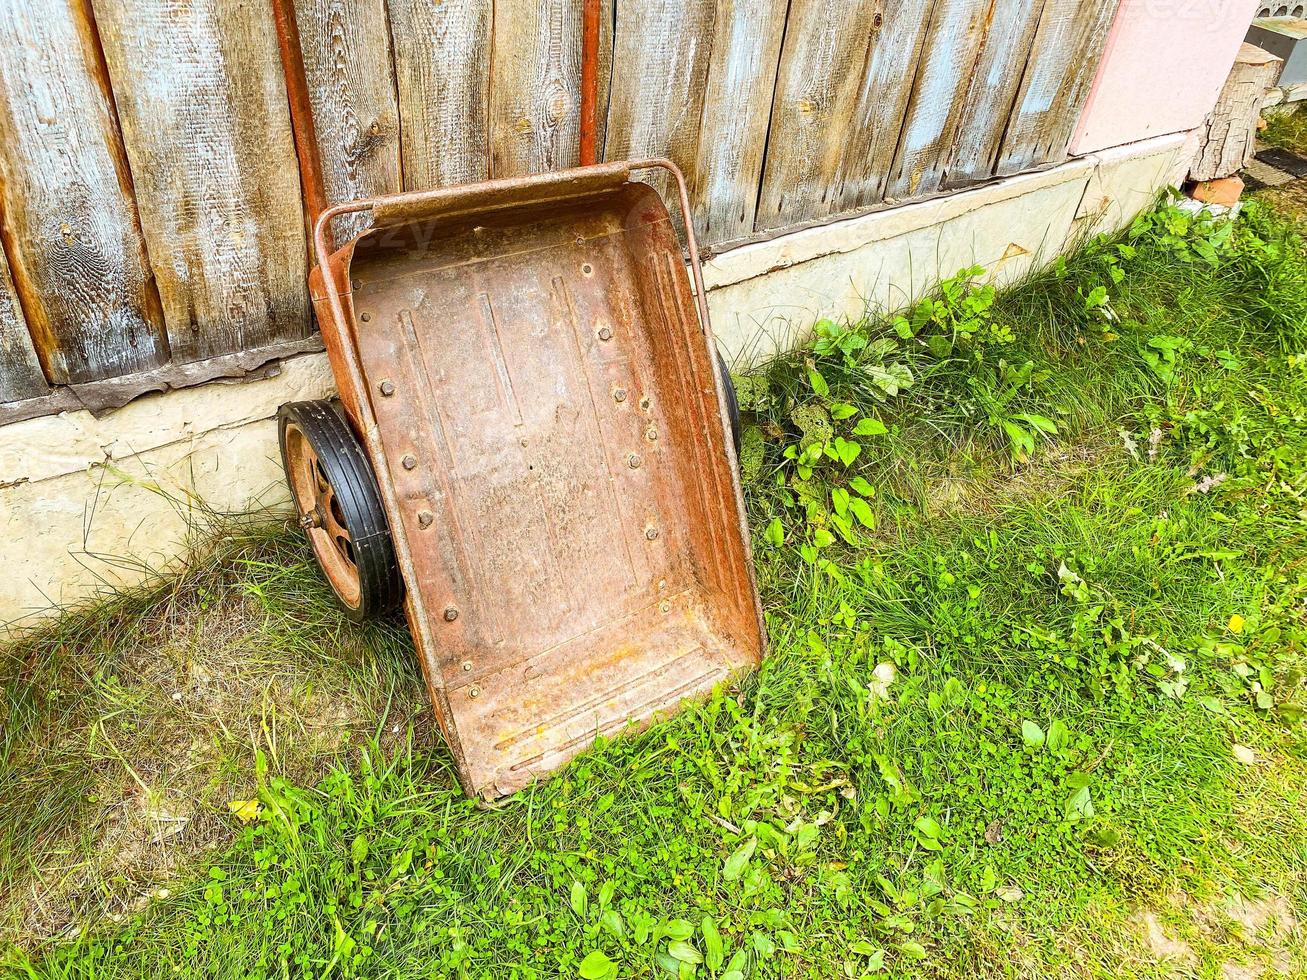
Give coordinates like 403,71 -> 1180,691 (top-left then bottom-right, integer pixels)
570,881 -> 588,918
701,916 -> 724,971
1047,719 -> 1070,753
1065,785 -> 1095,822
830,402 -> 858,420
848,497 -> 875,529
1021,721 -> 1046,748
852,417 -> 887,436
723,837 -> 757,881
578,950 -> 616,979
661,918 -> 695,941
667,940 -> 702,964
848,476 -> 876,497
600,909 -> 625,938
807,364 -> 830,397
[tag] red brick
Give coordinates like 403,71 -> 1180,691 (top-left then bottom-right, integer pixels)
1190,176 -> 1245,207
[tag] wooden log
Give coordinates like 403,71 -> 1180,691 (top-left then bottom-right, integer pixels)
832,0 -> 936,214
91,0 -> 310,363
0,246 -> 46,403
692,0 -> 789,245
886,0 -> 994,201
388,0 -> 492,189
293,0 -> 402,241
996,0 -> 1121,177
1191,43 -> 1283,182
943,0 -> 1048,189
0,0 -> 167,385
755,0 -> 884,231
605,0 -> 717,210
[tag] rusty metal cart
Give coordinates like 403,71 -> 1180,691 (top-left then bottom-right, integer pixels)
270,3 -> 765,799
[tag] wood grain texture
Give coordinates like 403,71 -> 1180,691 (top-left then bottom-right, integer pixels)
490,0 -> 607,178
885,0 -> 993,202
1191,43 -> 1281,182
832,0 -> 937,214
0,0 -> 167,385
0,245 -> 46,402
294,0 -> 401,241
995,0 -> 1121,177
605,0 -> 717,199
692,0 -> 788,245
388,0 -> 491,189
943,0 -> 1048,189
91,0 -> 309,363
754,0 -> 881,231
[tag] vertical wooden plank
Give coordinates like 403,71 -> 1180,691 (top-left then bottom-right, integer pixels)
488,0 -> 614,179
294,0 -> 402,242
754,0 -> 882,232
885,0 -> 994,202
943,0 -> 1048,189
387,0 -> 491,189
831,0 -> 937,214
995,0 -> 1121,177
490,0 -> 578,178
0,247 -> 46,402
605,0 -> 717,193
691,0 -> 788,246
91,0 -> 309,363
0,0 -> 167,385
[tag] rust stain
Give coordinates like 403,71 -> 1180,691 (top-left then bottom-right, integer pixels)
305,161 -> 767,799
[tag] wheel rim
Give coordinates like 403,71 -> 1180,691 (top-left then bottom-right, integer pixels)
284,421 -> 362,609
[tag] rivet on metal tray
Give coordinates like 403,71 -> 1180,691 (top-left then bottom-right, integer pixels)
378,379 -> 396,397
658,579 -> 667,590
645,526 -> 659,541
401,454 -> 417,470
627,453 -> 642,469
360,312 -> 372,323
597,326 -> 613,342
417,510 -> 434,528
660,600 -> 671,614
351,278 -> 362,290
444,606 -> 459,622
640,396 -> 651,411
613,387 -> 628,403
462,660 -> 473,672
582,263 -> 594,276
468,685 -> 481,699
645,426 -> 658,442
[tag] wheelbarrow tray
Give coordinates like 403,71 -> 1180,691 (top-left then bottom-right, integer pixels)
311,163 -> 766,798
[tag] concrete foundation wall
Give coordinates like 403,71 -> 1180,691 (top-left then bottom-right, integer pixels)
0,133 -> 1188,632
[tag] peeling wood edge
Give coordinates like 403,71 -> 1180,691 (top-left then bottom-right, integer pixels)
0,335 -> 326,426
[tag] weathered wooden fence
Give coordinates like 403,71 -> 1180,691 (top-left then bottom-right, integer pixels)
0,0 -> 1120,415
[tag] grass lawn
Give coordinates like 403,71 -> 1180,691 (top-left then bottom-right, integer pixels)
3,195 -> 1307,979
1263,105 -> 1307,158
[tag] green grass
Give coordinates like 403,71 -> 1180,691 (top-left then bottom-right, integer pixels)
3,196 -> 1307,978
1263,105 -> 1307,158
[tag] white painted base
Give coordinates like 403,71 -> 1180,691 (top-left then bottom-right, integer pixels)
706,132 -> 1189,366
0,133 -> 1188,631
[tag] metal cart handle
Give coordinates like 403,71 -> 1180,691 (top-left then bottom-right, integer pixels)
312,158 -> 714,358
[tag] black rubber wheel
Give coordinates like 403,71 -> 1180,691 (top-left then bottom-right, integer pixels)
716,350 -> 741,456
278,400 -> 403,621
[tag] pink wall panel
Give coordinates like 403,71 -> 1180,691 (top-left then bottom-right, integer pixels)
1070,0 -> 1260,155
